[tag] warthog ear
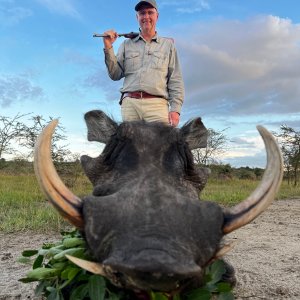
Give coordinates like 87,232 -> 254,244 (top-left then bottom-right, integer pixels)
180,118 -> 208,150
84,110 -> 118,144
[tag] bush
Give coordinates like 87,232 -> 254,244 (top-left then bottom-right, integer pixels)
236,168 -> 257,180
0,159 -> 33,174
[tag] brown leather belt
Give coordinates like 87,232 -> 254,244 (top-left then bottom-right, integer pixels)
122,91 -> 164,99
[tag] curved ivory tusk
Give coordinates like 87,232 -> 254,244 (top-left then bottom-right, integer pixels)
206,242 -> 237,265
223,126 -> 283,234
34,120 -> 84,228
214,242 -> 236,259
66,255 -> 106,276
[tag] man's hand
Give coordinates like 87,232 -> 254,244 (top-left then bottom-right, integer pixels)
103,29 -> 118,49
169,111 -> 180,127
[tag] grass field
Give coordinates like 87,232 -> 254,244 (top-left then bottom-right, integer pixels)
0,174 -> 299,233
201,178 -> 300,204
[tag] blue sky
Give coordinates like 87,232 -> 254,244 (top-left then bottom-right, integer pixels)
1,0 -> 300,167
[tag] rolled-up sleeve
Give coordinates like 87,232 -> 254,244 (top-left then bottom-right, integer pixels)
167,45 -> 184,114
104,44 -> 125,81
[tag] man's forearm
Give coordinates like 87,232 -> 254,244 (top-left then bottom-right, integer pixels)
168,46 -> 184,114
104,47 -> 124,80
168,79 -> 184,114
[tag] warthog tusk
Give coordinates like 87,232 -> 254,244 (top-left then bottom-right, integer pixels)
223,126 -> 283,234
66,255 -> 107,276
214,242 -> 237,259
34,120 -> 84,228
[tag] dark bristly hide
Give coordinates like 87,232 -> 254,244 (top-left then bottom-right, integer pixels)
34,110 -> 283,293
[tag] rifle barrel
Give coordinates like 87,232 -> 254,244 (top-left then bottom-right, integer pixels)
93,32 -> 139,38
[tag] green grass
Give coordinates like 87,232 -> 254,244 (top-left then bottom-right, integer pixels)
0,175 -> 63,232
0,174 -> 92,233
0,174 -> 299,233
201,178 -> 300,205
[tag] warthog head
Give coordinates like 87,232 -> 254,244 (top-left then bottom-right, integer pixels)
34,110 -> 283,292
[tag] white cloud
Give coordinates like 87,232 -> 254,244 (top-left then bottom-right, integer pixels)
0,73 -> 44,107
83,69 -> 121,101
0,0 -> 32,26
168,15 -> 300,117
35,0 -> 81,19
221,134 -> 267,167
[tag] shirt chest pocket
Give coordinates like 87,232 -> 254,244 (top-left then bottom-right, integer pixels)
124,51 -> 141,73
150,51 -> 168,70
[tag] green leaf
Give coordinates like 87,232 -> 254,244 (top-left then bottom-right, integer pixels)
186,288 -> 211,300
70,284 -> 89,300
63,237 -> 85,248
46,286 -> 57,293
59,267 -> 81,289
207,260 -> 226,285
205,282 -> 217,293
68,268 -> 80,281
61,267 -> 71,280
17,256 -> 32,264
47,245 -> 65,258
88,275 -> 106,300
203,273 -> 212,284
107,292 -> 121,300
76,273 -> 90,282
35,281 -> 50,296
33,255 -> 44,269
217,292 -> 235,300
150,292 -> 169,300
18,277 -> 38,283
38,248 -> 50,256
53,247 -> 85,260
47,288 -> 62,300
26,267 -> 60,280
216,282 -> 232,293
22,250 -> 38,257
51,262 -> 68,271
61,266 -> 80,280
42,243 -> 57,249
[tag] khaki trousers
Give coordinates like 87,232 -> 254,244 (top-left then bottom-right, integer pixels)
121,97 -> 169,125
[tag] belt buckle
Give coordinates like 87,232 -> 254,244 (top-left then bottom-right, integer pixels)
139,91 -> 143,99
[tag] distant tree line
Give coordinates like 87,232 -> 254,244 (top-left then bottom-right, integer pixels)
192,124 -> 300,185
273,125 -> 300,186
0,113 -> 79,185
0,113 -> 299,185
0,113 -> 70,163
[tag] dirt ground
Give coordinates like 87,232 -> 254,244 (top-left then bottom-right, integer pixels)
0,199 -> 299,300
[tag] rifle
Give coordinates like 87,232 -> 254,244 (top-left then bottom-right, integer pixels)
93,32 -> 139,39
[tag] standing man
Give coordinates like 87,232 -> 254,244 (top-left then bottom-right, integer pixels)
103,0 -> 184,127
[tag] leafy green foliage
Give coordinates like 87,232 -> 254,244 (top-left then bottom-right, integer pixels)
18,230 -> 121,300
183,260 -> 234,300
19,230 -> 234,300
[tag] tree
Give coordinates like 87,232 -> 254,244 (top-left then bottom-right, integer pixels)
193,128 -> 228,165
18,115 -> 71,162
0,113 -> 28,159
274,125 -> 300,186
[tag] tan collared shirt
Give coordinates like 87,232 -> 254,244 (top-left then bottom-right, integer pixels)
104,33 -> 184,113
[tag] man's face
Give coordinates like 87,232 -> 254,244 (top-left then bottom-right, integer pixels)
136,6 -> 159,33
